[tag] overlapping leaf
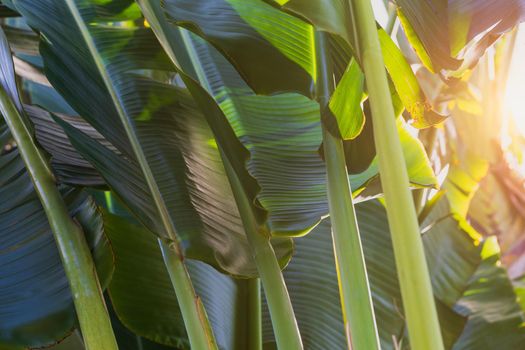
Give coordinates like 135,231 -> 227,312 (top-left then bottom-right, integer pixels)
0,126 -> 112,348
138,4 -> 438,236
262,199 -> 525,349
8,0 -> 297,277
0,22 -> 113,348
162,0 -> 446,132
105,211 -> 256,350
9,0 -> 434,278
396,0 -> 525,74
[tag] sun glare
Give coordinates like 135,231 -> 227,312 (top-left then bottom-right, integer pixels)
505,24 -> 525,136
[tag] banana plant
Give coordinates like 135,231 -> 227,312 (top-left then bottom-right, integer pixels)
0,26 -> 117,349
2,0 -> 525,349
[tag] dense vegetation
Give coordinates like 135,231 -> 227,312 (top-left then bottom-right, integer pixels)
1,0 -> 525,349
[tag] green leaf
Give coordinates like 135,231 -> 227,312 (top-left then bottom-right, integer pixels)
325,58 -> 365,139
453,238 -> 525,349
396,0 -> 524,73
0,21 -> 113,349
163,0 -> 445,134
0,143 -> 112,348
377,28 -> 448,128
108,299 -> 183,350
26,105 -> 105,187
163,0 -> 316,97
105,210 -> 255,350
263,0 -> 445,128
11,0 -> 293,277
262,199 -> 523,349
349,118 -> 438,198
133,17 -> 437,236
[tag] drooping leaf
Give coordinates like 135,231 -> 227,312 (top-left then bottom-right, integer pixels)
162,0 -> 316,97
0,141 -> 112,348
11,0 -> 294,277
137,6 -> 439,236
105,209 -> 257,350
0,20 -> 113,349
262,199 -> 524,349
452,238 -> 525,349
162,0 -> 445,135
396,0 -> 525,74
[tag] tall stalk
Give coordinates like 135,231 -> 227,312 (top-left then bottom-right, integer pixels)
136,2 -> 304,348
222,153 -> 303,350
315,31 -> 380,350
62,1 -> 218,348
246,279 -> 262,350
348,0 -> 445,349
0,87 -> 118,350
159,240 -> 218,350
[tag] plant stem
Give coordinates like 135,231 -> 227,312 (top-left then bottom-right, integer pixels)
159,239 -> 218,350
324,127 -> 381,350
222,155 -> 303,350
138,2 -> 302,345
62,2 -> 218,348
348,0 -> 445,349
315,31 -> 380,350
247,278 -> 262,350
0,88 -> 118,350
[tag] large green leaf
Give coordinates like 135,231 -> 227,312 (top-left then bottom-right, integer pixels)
163,0 -> 446,130
0,138 -> 112,349
163,0 -> 316,97
26,105 -> 105,187
136,5 -> 438,236
11,0 -> 437,246
105,211 -> 257,350
396,0 -> 524,73
0,21 -> 113,348
10,0 -> 294,277
262,199 -> 524,349
452,238 -> 525,349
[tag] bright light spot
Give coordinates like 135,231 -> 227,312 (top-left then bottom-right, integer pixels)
372,0 -> 389,28
505,24 -> 525,136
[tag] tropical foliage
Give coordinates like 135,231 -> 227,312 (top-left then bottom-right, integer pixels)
0,0 -> 525,349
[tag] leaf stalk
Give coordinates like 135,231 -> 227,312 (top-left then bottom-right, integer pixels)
348,0 -> 445,349
0,87 -> 118,350
315,30 -> 380,350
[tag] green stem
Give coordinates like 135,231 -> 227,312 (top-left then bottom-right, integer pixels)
62,1 -> 217,348
315,31 -> 380,350
222,155 -> 303,350
138,2 -> 302,346
247,279 -> 262,350
348,1 -> 445,349
0,88 -> 118,350
324,127 -> 381,350
159,239 -> 218,350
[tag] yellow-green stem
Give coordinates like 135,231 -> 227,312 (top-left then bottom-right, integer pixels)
315,31 -> 380,350
0,88 -> 118,350
348,0 -> 445,349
